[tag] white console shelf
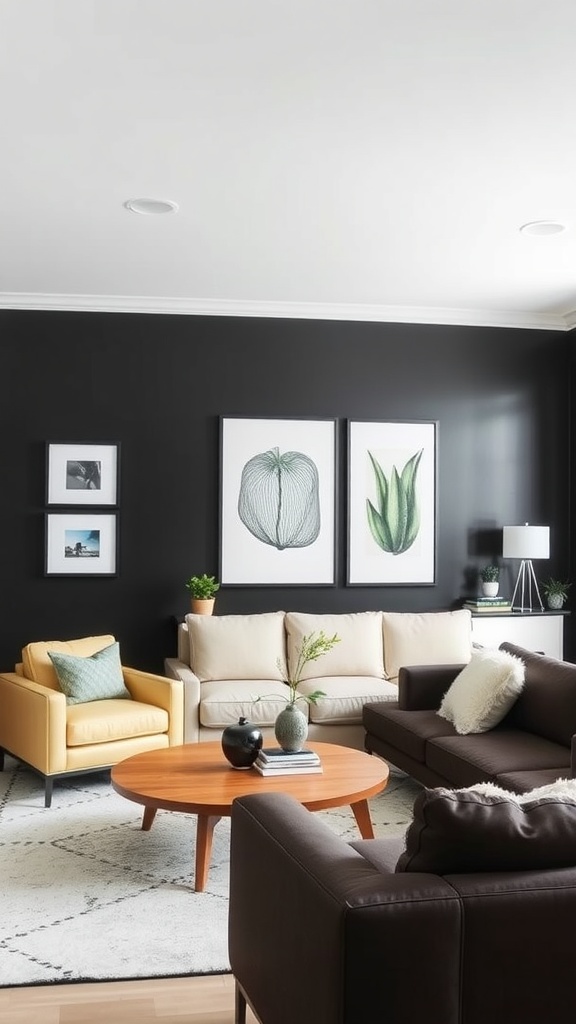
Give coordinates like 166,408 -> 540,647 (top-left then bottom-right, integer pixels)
470,611 -> 568,660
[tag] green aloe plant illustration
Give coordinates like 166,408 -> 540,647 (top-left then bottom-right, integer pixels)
366,448 -> 423,554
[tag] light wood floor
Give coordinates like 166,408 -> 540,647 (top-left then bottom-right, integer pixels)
0,973 -> 258,1024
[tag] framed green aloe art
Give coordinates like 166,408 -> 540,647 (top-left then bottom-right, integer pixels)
219,416 -> 337,585
347,420 -> 437,586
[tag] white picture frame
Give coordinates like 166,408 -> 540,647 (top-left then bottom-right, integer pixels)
220,416 -> 337,585
347,420 -> 437,585
46,442 -> 120,506
45,512 -> 119,576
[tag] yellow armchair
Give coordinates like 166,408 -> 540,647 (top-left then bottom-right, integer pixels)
0,635 -> 184,806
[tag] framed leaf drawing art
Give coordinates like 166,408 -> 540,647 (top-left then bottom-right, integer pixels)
220,416 -> 337,585
347,420 -> 437,585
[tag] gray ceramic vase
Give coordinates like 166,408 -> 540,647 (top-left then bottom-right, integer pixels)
274,704 -> 308,752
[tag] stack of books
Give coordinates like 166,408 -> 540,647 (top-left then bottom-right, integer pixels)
253,747 -> 323,776
463,596 -> 513,613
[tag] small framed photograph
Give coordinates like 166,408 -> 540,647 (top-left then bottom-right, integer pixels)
46,443 -> 120,506
45,513 -> 119,577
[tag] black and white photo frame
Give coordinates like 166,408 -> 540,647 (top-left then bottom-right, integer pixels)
46,442 -> 120,507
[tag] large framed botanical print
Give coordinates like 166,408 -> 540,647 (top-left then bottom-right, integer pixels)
347,420 -> 437,585
220,416 -> 337,585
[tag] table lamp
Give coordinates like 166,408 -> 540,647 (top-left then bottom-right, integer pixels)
502,523 -> 550,612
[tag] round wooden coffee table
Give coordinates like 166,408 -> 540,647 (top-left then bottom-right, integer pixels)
111,740 -> 389,891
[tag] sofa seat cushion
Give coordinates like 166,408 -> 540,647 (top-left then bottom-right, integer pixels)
426,729 -> 571,788
363,703 -> 456,763
396,781 -> 576,874
285,611 -> 386,681
66,699 -> 169,746
199,679 -> 293,729
496,768 -> 573,794
304,676 -> 398,725
185,611 -> 286,683
382,610 -> 472,682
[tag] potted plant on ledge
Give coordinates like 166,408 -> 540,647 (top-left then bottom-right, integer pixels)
541,578 -> 571,611
480,564 -> 500,597
185,573 -> 220,615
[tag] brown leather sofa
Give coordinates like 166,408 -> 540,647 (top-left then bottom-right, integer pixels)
229,789 -> 576,1024
363,642 -> 576,793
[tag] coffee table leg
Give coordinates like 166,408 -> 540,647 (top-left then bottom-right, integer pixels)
350,798 -> 375,839
195,814 -> 221,892
142,806 -> 157,831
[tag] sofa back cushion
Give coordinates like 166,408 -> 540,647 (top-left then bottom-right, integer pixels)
285,611 -> 386,681
382,610 -> 472,681
396,780 -> 576,874
185,611 -> 286,682
22,634 -> 117,691
499,643 -> 576,747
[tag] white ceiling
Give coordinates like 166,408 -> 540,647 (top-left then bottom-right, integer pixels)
3,0 -> 576,330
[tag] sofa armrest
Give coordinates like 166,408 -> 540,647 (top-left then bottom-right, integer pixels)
164,657 -> 201,742
229,793 -> 461,1024
0,671 -> 67,774
397,663 -> 465,710
122,667 -> 184,745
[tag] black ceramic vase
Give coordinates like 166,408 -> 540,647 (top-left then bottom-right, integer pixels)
221,717 -> 263,769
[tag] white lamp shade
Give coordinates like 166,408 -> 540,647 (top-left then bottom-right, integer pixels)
502,525 -> 550,560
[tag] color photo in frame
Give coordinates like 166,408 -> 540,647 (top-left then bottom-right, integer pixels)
45,512 -> 118,576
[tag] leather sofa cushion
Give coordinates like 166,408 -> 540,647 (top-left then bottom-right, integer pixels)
396,783 -> 576,873
66,699 -> 169,746
500,643 -> 576,748
185,611 -> 285,682
497,768 -> 574,793
22,635 -> 116,691
285,611 -> 386,681
382,610 -> 472,681
363,704 -> 456,763
426,730 -> 571,788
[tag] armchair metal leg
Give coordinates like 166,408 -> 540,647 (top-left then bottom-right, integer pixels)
235,979 -> 247,1024
44,777 -> 54,808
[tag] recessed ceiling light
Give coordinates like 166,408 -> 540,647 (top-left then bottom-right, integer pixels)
124,198 -> 179,215
519,220 -> 566,236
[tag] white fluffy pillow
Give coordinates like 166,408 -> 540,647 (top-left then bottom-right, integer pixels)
437,647 -> 525,734
467,778 -> 576,804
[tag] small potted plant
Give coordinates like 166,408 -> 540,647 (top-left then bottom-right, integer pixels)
541,578 -> 571,610
480,564 -> 500,597
185,573 -> 220,615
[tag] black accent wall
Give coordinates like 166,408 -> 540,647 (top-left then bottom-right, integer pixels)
0,310 -> 571,671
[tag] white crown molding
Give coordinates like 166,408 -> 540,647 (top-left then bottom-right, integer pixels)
0,292 -> 570,331
562,308 -> 576,330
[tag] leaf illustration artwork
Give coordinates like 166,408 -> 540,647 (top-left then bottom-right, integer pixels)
238,447 -> 321,550
366,448 -> 423,554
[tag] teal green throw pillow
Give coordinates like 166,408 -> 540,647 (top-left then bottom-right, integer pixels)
48,642 -> 131,705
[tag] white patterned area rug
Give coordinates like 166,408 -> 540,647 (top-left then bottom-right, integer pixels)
0,755 -> 422,987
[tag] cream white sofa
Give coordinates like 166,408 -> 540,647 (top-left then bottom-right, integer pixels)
165,609 -> 473,749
